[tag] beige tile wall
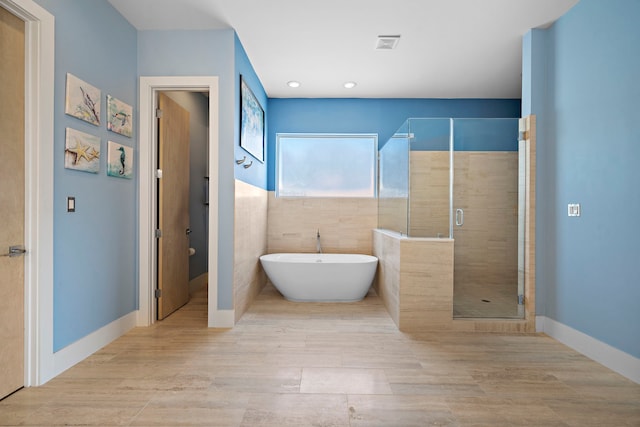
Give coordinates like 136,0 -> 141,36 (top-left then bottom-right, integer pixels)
409,151 -> 519,294
267,193 -> 377,255
409,151 -> 451,237
453,151 -> 519,289
377,197 -> 408,235
373,230 -> 454,332
234,180 -> 268,322
372,230 -> 401,325
399,236 -> 454,331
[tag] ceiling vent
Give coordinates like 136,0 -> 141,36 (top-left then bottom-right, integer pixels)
376,35 -> 400,50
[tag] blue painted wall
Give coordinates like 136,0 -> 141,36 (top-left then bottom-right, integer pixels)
234,33 -> 268,190
34,0 -> 138,351
266,98 -> 520,190
530,0 -> 640,357
138,29 -> 236,310
405,118 -> 519,151
454,119 -> 518,152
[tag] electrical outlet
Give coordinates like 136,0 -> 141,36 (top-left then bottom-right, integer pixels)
567,203 -> 581,217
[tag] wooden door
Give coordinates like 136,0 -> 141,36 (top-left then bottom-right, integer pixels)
0,6 -> 25,399
157,93 -> 190,320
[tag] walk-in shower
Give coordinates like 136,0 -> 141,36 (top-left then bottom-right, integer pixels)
378,118 -> 525,319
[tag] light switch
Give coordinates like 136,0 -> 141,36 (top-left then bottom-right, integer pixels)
67,196 -> 75,212
567,203 -> 580,217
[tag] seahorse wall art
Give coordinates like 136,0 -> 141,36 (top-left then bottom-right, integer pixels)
107,140 -> 133,179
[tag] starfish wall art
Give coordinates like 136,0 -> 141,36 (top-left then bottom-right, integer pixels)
64,127 -> 100,173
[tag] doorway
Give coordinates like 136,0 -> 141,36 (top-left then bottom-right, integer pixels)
156,92 -> 191,320
155,91 -> 211,320
138,77 -> 221,328
452,118 -> 522,318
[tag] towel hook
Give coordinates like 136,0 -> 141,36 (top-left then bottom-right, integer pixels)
243,160 -> 253,169
235,156 -> 246,165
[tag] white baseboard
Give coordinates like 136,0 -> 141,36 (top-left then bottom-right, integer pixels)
537,316 -> 639,384
52,311 -> 137,379
209,309 -> 235,328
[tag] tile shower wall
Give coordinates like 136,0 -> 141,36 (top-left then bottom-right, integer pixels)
409,151 -> 451,237
409,151 -> 519,291
377,198 -> 407,235
453,152 -> 519,289
234,180 -> 268,321
267,193 -> 377,255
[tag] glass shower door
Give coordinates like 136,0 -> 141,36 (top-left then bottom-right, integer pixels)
452,119 -> 522,318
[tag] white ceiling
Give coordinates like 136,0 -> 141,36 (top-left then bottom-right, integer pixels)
108,0 -> 579,99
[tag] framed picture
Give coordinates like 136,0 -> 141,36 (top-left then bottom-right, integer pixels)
65,73 -> 101,126
239,76 -> 264,162
107,95 -> 133,137
107,141 -> 133,179
64,128 -> 100,173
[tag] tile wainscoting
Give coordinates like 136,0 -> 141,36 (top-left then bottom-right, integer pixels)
267,193 -> 377,255
234,180 -> 268,322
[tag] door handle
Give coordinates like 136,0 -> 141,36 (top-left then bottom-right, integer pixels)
2,245 -> 27,257
455,209 -> 464,226
185,228 -> 191,235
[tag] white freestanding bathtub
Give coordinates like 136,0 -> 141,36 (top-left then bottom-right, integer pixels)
259,253 -> 378,302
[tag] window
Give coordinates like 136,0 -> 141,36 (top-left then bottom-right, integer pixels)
276,134 -> 377,197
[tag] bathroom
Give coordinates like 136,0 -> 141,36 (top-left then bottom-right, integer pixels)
9,0 -> 636,396
231,97 -> 528,329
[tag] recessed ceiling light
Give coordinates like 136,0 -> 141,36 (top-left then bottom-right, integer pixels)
344,81 -> 357,89
287,81 -> 301,88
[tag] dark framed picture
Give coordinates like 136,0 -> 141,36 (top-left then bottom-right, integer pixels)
239,76 -> 265,162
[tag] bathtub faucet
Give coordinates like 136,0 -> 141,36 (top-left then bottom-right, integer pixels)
316,229 -> 322,254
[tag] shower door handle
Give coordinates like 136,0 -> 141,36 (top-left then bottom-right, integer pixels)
455,208 -> 464,226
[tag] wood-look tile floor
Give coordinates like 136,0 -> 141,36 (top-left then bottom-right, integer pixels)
1,284 -> 639,426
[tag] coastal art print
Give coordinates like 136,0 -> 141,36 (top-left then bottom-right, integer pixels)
107,140 -> 133,179
239,76 -> 265,162
64,128 -> 100,173
107,95 -> 133,137
65,73 -> 101,126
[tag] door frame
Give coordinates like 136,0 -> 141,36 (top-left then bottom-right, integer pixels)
0,0 -> 55,386
138,76 -> 221,327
